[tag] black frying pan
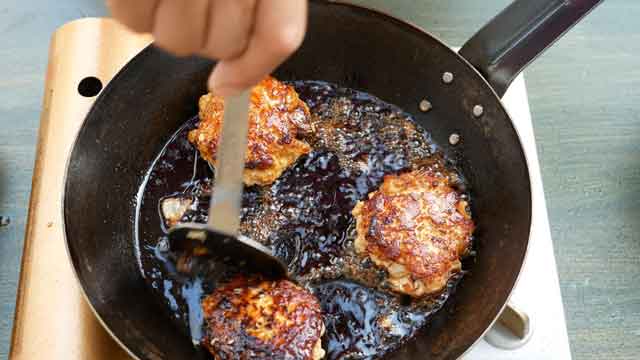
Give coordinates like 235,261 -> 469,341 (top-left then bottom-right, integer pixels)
63,0 -> 601,358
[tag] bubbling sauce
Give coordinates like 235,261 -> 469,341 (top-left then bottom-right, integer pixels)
135,81 -> 471,359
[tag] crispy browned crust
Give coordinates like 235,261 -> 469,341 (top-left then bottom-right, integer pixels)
352,170 -> 474,297
188,77 -> 313,186
201,276 -> 325,360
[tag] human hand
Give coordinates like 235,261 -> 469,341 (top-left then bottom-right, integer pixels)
107,0 -> 307,96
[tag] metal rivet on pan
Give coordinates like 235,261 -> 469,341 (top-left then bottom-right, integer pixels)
449,133 -> 461,145
473,105 -> 484,117
419,99 -> 432,112
442,72 -> 454,84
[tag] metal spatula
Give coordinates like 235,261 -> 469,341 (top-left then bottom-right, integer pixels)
168,90 -> 288,278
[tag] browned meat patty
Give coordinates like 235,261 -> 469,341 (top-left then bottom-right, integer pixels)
188,76 -> 313,186
352,169 -> 474,297
201,276 -> 325,359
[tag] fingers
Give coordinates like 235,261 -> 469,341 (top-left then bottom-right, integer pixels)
109,0 -> 256,59
106,0 -> 159,33
208,0 -> 308,95
199,0 -> 256,60
108,0 -> 308,96
153,0 -> 211,56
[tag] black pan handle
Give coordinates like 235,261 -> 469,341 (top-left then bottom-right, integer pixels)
459,0 -> 603,98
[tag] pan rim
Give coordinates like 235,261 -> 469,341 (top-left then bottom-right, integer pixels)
61,42 -> 156,360
61,2 -> 534,359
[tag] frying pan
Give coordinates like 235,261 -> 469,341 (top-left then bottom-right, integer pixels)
63,0 -> 602,358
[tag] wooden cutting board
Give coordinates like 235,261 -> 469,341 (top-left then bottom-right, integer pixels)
9,18 -> 150,360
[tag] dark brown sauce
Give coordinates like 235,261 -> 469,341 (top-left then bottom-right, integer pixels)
135,81 -> 472,359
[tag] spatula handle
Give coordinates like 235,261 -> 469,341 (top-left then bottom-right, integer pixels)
208,90 -> 251,235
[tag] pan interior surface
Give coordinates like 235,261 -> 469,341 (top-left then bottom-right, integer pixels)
63,2 -> 531,359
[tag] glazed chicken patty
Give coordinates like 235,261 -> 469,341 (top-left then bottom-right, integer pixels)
352,170 -> 474,297
201,276 -> 325,360
188,77 -> 314,186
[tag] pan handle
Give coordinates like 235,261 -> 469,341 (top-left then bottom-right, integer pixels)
459,0 -> 603,98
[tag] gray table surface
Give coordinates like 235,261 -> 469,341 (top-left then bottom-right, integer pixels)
1,0 -> 638,359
